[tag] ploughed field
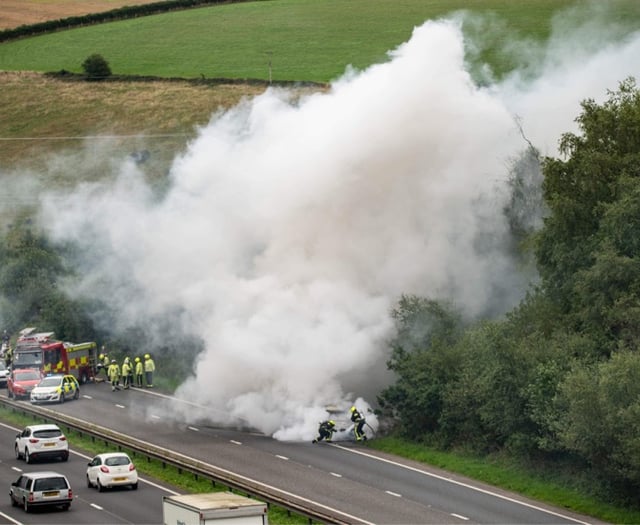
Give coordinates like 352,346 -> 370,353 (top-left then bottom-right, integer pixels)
0,0 -> 163,30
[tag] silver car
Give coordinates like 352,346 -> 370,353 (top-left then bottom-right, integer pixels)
9,471 -> 72,512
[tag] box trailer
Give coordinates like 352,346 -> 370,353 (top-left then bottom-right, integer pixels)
163,492 -> 268,525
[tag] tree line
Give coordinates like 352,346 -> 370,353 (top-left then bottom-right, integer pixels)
378,78 -> 640,506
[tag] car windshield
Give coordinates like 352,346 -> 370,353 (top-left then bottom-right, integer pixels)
16,371 -> 40,381
13,351 -> 42,366
33,477 -> 68,491
33,428 -> 62,439
105,456 -> 130,466
38,377 -> 62,387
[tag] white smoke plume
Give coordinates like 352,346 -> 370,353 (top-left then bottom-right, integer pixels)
36,8 -> 640,440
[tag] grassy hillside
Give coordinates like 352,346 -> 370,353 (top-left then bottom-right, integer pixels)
4,0 -> 639,82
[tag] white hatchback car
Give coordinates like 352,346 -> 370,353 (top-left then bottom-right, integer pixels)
10,471 -> 72,512
15,424 -> 69,463
86,452 -> 138,491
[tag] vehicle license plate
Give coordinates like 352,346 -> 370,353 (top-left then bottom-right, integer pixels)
114,477 -> 127,482
43,491 -> 60,497
44,443 -> 55,447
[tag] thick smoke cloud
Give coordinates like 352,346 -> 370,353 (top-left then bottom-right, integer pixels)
37,8 -> 640,440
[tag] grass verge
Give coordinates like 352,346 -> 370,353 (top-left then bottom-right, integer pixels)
369,436 -> 640,524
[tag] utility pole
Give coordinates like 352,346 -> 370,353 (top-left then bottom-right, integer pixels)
266,51 -> 272,84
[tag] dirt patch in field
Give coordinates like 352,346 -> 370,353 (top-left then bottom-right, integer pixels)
0,0 -> 163,30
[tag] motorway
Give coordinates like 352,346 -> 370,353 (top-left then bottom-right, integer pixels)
0,420 -> 177,524
0,382 -> 607,525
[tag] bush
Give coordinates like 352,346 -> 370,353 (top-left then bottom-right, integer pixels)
82,54 -> 112,80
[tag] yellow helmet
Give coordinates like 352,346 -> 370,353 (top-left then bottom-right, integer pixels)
99,354 -> 104,359
144,353 -> 150,359
329,420 -> 335,425
135,357 -> 141,362
350,406 -> 356,412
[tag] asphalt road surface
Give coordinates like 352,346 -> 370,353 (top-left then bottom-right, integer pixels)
0,419 -> 178,525
2,382 -> 606,525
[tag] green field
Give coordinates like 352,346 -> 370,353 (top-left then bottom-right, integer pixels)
2,0 -> 639,82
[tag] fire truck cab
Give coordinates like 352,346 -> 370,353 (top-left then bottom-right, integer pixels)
13,328 -> 98,384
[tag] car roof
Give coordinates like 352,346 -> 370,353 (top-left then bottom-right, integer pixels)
24,424 -> 61,431
21,471 -> 69,479
14,367 -> 40,373
95,452 -> 131,459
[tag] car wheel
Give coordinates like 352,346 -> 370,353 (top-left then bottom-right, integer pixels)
10,493 -> 17,507
74,388 -> 79,400
59,392 -> 65,404
97,478 -> 105,492
62,503 -> 70,510
131,482 -> 138,490
14,444 -> 21,460
87,475 -> 93,488
61,451 -> 69,462
23,498 -> 30,513
24,449 -> 31,464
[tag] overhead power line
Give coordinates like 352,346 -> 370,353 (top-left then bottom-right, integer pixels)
0,133 -> 190,141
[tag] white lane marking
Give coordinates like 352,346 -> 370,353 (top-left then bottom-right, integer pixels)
451,513 -> 469,520
330,472 -> 342,478
188,426 -> 199,432
386,490 -> 402,498
0,509 -> 22,524
11,466 -> 22,472
83,395 -> 93,399
91,503 -> 104,510
275,455 -> 289,460
115,404 -> 126,408
335,445 -> 591,525
230,440 -> 242,445
151,414 -> 160,419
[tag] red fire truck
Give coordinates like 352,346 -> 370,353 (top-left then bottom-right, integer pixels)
12,328 -> 98,384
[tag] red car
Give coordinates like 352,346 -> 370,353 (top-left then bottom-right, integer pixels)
7,368 -> 43,400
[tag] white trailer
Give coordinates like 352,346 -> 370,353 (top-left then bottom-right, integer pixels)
162,492 -> 268,525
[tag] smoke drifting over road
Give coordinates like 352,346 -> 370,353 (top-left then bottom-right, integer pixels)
37,7 -> 640,440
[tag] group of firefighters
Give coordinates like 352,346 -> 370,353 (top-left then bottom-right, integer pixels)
98,351 -> 156,391
312,405 -> 368,443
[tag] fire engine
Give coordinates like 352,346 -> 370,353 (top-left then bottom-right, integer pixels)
12,328 -> 98,384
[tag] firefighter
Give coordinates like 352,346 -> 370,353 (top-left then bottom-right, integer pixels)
107,359 -> 121,391
99,351 -> 110,380
350,406 -> 367,441
134,356 -> 144,387
121,357 -> 132,389
312,420 -> 336,443
4,344 -> 12,368
144,353 -> 155,387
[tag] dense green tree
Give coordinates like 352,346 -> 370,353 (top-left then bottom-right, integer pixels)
535,78 -> 640,355
81,53 -> 112,80
556,351 -> 640,499
377,296 -> 464,439
0,219 -> 96,342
